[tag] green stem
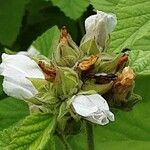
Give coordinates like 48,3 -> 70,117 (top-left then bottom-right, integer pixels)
57,131 -> 72,150
85,121 -> 95,150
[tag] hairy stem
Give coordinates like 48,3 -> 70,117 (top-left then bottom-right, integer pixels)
85,121 -> 95,150
57,131 -> 72,150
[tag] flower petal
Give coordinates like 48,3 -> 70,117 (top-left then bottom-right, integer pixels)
72,95 -> 98,116
3,77 -> 37,100
86,111 -> 109,125
85,11 -> 117,34
86,94 -> 109,110
72,94 -> 114,125
0,53 -> 44,79
84,11 -> 117,49
0,53 -> 45,100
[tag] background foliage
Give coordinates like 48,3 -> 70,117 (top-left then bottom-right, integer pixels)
0,0 -> 150,149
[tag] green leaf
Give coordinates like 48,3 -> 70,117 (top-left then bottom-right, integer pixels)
129,50 -> 150,75
0,0 -> 28,46
8,113 -> 57,150
91,0 -> 120,12
50,0 -> 89,20
32,26 -> 60,57
130,32 -> 150,51
0,122 -> 21,149
91,0 -> 150,52
0,97 -> 29,131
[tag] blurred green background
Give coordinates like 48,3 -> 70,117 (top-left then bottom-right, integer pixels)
0,0 -> 150,149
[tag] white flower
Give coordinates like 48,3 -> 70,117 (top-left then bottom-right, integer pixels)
0,53 -> 44,100
72,94 -> 114,125
83,11 -> 117,49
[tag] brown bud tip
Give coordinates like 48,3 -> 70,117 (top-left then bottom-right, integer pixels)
117,54 -> 128,70
78,55 -> 98,71
60,26 -> 69,44
115,66 -> 135,87
38,61 -> 56,82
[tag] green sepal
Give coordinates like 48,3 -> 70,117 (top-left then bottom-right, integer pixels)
77,90 -> 98,95
94,53 -> 123,73
53,67 -> 82,100
80,38 -> 101,55
82,80 -> 113,95
57,102 -> 69,120
55,43 -> 80,67
4,48 -> 17,55
33,54 -> 51,64
28,78 -> 50,91
54,35 -> 82,67
122,93 -> 142,111
28,78 -> 60,113
109,93 -> 142,111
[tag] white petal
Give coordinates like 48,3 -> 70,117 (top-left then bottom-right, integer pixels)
86,111 -> 109,125
104,110 -> 115,121
0,53 -> 44,100
72,94 -> 115,125
84,11 -> 117,49
27,46 -> 40,57
97,11 -> 117,34
17,46 -> 40,58
85,11 -> 117,34
3,77 -> 37,100
72,95 -> 98,116
0,53 -> 44,79
86,94 -> 109,111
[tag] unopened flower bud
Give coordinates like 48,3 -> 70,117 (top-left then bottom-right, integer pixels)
54,26 -> 81,67
112,67 -> 135,103
81,11 -> 117,51
53,67 -> 82,100
80,38 -> 100,55
82,80 -> 113,95
94,53 -> 124,73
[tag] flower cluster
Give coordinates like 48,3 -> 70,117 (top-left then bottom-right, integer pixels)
0,11 -> 140,134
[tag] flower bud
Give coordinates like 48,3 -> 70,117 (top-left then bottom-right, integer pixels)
72,94 -> 114,125
82,80 -> 113,95
94,53 -> 124,73
81,11 -> 117,51
38,61 -> 56,82
53,67 -> 82,100
80,38 -> 100,55
78,55 -> 98,71
112,67 -> 135,104
54,26 -> 81,67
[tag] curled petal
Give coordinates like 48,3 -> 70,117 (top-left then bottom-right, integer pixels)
85,11 -> 117,35
72,94 -> 114,125
78,55 -> 98,71
83,11 -> 117,50
0,53 -> 44,100
3,77 -> 38,100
